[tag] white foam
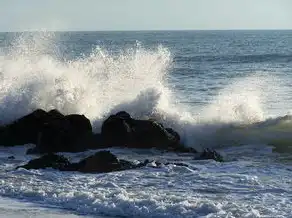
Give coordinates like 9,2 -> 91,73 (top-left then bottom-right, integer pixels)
0,145 -> 291,217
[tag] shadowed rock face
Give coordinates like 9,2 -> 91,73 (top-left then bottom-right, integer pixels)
16,153 -> 71,170
198,148 -> 224,162
101,111 -> 181,150
0,109 -> 223,162
0,109 -> 63,146
31,114 -> 93,154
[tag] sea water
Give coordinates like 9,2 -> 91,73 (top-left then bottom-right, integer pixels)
0,30 -> 292,217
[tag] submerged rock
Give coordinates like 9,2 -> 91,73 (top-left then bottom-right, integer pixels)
17,151 -> 193,173
17,153 -> 71,170
17,151 -> 145,173
8,156 -> 15,160
195,148 -> 224,162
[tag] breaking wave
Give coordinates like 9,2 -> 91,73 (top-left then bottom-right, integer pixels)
0,32 -> 292,151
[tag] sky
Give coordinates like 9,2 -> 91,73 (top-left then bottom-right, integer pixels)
0,0 -> 292,31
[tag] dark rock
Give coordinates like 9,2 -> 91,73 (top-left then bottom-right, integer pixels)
101,111 -> 182,150
17,153 -> 71,170
0,109 -> 66,147
0,109 -> 51,146
115,111 -> 131,120
101,114 -> 131,147
0,109 -> 95,153
76,150 -> 121,173
47,109 -> 65,119
17,149 -> 222,174
32,114 -> 93,154
8,156 -> 15,160
196,148 -> 224,162
74,151 -> 145,173
17,151 -> 141,173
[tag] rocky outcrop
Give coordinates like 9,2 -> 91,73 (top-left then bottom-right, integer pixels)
1,109 -> 224,162
101,111 -> 181,150
28,114 -> 93,154
0,109 -> 63,146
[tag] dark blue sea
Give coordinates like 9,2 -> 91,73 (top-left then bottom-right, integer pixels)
0,30 -> 292,217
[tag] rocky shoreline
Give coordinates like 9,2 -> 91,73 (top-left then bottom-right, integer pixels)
0,109 -> 223,173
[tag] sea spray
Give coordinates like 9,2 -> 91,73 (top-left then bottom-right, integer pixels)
1,32 -> 292,150
0,32 -> 172,126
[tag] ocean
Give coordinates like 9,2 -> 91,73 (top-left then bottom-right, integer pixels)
0,30 -> 292,217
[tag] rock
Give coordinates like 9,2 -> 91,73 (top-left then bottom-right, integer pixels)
195,148 -> 224,162
17,151 -> 141,173
101,111 -> 182,150
128,120 -> 179,148
17,153 -> 71,170
0,109 -> 49,146
47,109 -> 65,119
0,109 -> 65,146
8,156 -> 15,160
30,114 -> 93,154
101,112 -> 131,147
17,150 -> 223,174
75,150 -> 124,173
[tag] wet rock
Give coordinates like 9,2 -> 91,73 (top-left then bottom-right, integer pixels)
101,112 -> 131,147
101,111 -> 182,150
196,148 -> 224,162
17,150 -> 223,174
17,151 -> 141,173
0,109 -> 54,146
17,153 -> 71,170
75,150 -> 121,173
29,114 -> 93,154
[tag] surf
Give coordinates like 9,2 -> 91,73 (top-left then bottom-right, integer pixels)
1,31 -> 292,153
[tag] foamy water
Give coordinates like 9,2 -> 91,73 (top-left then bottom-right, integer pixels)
1,30 -> 292,217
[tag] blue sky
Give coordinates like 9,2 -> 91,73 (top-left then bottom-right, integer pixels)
1,0 -> 292,31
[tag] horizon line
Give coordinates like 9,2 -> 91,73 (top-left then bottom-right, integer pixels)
1,28 -> 292,33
